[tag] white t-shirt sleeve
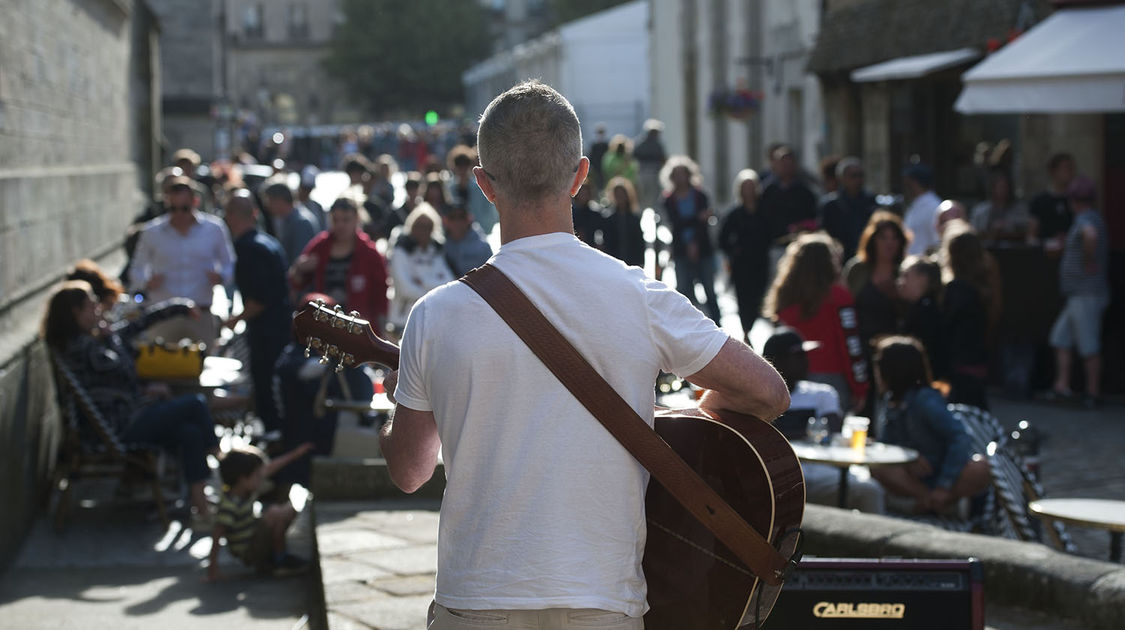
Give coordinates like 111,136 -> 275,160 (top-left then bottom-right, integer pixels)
643,277 -> 729,376
393,298 -> 433,411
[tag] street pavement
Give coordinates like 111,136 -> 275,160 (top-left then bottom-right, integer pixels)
0,478 -> 316,630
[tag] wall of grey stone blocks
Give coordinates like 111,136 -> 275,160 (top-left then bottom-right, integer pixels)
0,0 -> 153,567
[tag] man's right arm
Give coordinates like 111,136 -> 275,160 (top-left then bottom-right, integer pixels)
687,338 -> 790,422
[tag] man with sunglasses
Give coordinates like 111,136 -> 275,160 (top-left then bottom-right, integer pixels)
129,176 -> 234,348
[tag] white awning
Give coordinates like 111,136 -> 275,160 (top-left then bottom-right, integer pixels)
955,6 -> 1125,114
850,48 -> 980,83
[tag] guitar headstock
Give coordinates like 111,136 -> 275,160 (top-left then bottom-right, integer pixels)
291,299 -> 399,372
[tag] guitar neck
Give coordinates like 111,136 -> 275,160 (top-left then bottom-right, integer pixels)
291,302 -> 400,371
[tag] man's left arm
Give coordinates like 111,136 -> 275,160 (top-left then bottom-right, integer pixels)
380,404 -> 440,493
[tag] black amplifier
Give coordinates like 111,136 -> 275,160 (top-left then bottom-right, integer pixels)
766,558 -> 983,629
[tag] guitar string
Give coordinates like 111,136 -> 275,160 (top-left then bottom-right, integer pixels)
648,519 -> 755,578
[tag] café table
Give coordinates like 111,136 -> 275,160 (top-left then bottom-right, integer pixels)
1029,498 -> 1125,562
791,440 -> 919,508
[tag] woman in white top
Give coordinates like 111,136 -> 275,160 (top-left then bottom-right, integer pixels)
388,202 -> 455,332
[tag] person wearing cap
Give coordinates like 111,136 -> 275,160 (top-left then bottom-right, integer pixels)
902,163 -> 941,256
633,119 -> 667,212
129,175 -> 234,348
1048,175 -> 1109,408
764,327 -> 886,514
172,148 -> 201,177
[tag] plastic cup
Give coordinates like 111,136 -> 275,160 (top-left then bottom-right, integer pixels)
848,417 -> 870,450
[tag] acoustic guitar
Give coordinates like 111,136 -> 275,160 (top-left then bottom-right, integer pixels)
293,300 -> 805,629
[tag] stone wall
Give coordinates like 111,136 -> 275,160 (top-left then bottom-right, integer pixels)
0,0 -> 153,569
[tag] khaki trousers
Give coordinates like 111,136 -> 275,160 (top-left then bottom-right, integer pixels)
429,603 -> 643,629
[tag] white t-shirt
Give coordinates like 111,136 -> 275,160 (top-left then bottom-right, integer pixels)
904,190 -> 942,255
395,232 -> 729,617
789,380 -> 842,418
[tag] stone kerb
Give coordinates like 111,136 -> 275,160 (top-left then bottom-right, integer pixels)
311,457 -> 446,502
801,504 -> 1125,629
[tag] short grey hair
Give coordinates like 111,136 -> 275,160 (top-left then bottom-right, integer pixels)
477,80 -> 583,205
835,156 -> 863,180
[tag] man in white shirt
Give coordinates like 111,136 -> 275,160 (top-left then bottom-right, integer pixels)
130,176 -> 234,347
379,81 -> 790,628
902,163 -> 942,255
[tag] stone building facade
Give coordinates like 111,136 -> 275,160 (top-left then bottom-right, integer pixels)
223,0 -> 356,133
650,0 -> 825,207
147,0 -> 223,161
0,0 -> 159,568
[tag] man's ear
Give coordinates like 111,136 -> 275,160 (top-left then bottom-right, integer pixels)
473,166 -> 497,203
569,157 -> 591,197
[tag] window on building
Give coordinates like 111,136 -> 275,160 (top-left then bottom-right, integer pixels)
242,4 -> 264,39
289,3 -> 310,39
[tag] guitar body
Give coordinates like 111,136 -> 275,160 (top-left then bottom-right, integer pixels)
644,408 -> 805,629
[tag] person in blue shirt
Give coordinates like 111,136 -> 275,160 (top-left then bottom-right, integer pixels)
223,190 -> 293,435
870,336 -> 991,514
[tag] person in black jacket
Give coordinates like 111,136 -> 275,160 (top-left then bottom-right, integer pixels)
718,169 -> 771,340
819,157 -> 878,261
660,156 -> 720,322
940,221 -> 999,409
759,145 -> 818,241
601,177 -> 645,268
898,255 -> 947,379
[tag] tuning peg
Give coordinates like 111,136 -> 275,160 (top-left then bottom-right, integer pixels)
318,355 -> 330,365
334,361 -> 345,374
315,298 -> 326,308
304,343 -> 311,359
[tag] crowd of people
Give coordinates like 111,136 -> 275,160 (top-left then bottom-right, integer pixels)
39,84 -> 1112,595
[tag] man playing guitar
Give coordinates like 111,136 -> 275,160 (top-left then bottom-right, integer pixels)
379,81 -> 790,629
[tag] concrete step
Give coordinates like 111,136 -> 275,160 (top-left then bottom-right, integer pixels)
310,457 -> 445,502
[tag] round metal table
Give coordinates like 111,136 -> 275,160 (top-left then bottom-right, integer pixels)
791,441 -> 919,508
1029,498 -> 1125,562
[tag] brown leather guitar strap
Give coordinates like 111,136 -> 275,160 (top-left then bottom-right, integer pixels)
460,263 -> 790,586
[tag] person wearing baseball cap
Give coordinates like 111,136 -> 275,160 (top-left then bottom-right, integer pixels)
764,327 -> 886,513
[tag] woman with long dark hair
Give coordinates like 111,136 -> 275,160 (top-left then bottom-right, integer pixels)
843,210 -> 909,351
870,336 -> 990,513
43,281 -> 219,525
940,220 -> 1001,408
763,233 -> 868,412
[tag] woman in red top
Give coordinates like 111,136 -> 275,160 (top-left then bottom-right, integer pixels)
289,197 -> 389,330
764,233 -> 869,412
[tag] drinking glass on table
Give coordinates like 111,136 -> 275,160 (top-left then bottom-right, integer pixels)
806,416 -> 830,445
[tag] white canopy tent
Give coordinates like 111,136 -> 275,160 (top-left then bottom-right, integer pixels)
955,5 -> 1125,114
851,48 -> 980,83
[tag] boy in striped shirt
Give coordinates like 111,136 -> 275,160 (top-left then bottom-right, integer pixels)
206,443 -> 313,581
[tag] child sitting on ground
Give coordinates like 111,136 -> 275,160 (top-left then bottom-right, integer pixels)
206,443 -> 314,581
